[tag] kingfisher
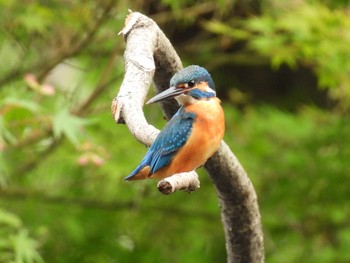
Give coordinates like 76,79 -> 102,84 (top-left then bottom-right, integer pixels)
124,65 -> 225,181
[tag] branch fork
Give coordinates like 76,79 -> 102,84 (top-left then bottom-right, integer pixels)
112,11 -> 264,263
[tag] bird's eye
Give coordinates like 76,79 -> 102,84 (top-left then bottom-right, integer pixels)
187,80 -> 195,87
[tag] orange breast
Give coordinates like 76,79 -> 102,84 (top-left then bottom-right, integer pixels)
150,98 -> 225,179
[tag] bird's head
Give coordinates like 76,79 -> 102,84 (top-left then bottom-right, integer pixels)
147,65 -> 216,105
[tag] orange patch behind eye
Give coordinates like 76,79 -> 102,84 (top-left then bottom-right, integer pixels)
195,82 -> 211,91
177,83 -> 188,89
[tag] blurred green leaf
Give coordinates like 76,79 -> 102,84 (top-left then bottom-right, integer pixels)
0,116 -> 16,144
1,98 -> 41,114
0,208 -> 22,228
52,108 -> 88,145
11,229 -> 44,263
0,209 -> 43,263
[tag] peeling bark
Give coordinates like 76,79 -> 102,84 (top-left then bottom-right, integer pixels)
112,11 -> 264,263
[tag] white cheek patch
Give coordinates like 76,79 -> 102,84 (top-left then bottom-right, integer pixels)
175,94 -> 197,105
205,86 -> 216,95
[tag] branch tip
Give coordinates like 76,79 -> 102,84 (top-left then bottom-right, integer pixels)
111,97 -> 121,123
119,11 -> 141,36
157,181 -> 173,195
157,172 -> 200,194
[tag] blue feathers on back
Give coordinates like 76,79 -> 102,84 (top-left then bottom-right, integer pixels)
124,107 -> 196,180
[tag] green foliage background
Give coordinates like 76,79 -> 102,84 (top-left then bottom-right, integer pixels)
0,0 -> 349,262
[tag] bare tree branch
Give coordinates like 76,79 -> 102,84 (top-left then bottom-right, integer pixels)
112,11 -> 264,263
205,141 -> 264,263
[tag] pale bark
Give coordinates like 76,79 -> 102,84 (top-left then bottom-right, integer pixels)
112,11 -> 264,263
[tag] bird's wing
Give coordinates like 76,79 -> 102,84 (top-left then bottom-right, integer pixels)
148,109 -> 196,173
124,108 -> 195,181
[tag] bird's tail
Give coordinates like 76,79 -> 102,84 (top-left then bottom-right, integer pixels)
124,158 -> 152,181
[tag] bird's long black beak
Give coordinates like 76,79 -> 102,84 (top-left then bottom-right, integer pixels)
146,86 -> 185,104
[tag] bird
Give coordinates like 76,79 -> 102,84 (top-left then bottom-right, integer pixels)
124,65 -> 225,181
